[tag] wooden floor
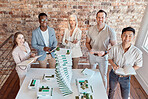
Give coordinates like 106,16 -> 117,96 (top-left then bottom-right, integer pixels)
0,65 -> 148,99
0,69 -> 19,99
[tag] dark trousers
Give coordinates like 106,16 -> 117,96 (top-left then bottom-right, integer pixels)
108,69 -> 130,99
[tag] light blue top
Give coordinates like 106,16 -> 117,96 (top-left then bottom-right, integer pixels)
31,26 -> 57,61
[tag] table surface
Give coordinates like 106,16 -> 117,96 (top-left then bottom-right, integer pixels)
15,68 -> 108,99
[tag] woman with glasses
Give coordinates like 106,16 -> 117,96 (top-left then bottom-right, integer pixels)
62,15 -> 83,69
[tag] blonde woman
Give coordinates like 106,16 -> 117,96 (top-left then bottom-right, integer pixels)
62,15 -> 82,69
12,32 -> 36,86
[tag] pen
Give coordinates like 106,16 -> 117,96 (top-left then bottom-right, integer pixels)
90,85 -> 93,93
43,74 -> 45,80
114,62 -> 118,66
51,88 -> 53,96
75,79 -> 77,86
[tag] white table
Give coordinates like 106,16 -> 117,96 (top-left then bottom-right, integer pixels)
16,68 -> 108,99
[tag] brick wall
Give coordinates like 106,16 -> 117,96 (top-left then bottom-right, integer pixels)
0,0 -> 147,63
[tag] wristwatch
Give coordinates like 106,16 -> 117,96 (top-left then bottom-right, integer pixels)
105,51 -> 107,54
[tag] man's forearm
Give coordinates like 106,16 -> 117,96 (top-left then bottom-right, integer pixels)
109,59 -> 117,68
108,59 -> 119,70
32,43 -> 44,52
86,43 -> 91,51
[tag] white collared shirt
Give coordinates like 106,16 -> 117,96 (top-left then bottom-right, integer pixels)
109,44 -> 143,68
40,29 -> 49,47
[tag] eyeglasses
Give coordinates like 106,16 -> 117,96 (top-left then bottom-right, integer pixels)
41,19 -> 48,22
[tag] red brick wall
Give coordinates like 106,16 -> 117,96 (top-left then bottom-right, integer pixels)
0,0 -> 147,63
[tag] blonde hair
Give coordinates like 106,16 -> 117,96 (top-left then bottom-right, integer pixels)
68,14 -> 78,30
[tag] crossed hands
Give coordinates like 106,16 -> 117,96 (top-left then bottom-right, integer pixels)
65,39 -> 78,44
72,39 -> 78,44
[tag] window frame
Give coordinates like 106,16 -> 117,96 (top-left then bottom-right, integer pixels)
142,30 -> 148,53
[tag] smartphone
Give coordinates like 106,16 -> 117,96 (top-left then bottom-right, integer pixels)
94,53 -> 98,56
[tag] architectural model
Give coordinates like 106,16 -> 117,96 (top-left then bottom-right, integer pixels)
43,74 -> 55,81
28,79 -> 40,90
76,79 -> 93,99
37,85 -> 53,99
55,48 -> 73,96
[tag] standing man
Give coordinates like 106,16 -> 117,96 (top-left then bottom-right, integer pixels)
32,13 -> 57,68
86,10 -> 117,90
108,27 -> 143,99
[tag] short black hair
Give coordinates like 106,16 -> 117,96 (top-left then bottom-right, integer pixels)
38,13 -> 47,19
122,27 -> 135,35
96,10 -> 107,17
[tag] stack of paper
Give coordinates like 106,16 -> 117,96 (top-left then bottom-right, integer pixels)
115,66 -> 136,76
55,48 -> 73,96
17,55 -> 42,66
81,68 -> 95,79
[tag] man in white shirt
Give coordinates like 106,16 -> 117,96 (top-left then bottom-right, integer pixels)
32,13 -> 57,68
86,10 -> 117,90
108,27 -> 143,99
